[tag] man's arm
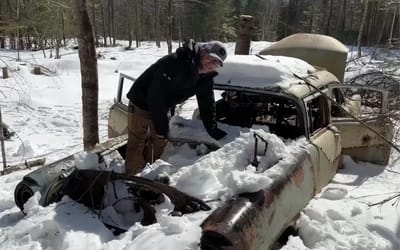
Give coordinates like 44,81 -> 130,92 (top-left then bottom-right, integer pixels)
148,64 -> 170,138
196,76 -> 226,140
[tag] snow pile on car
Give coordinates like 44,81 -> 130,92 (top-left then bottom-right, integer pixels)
214,54 -> 316,90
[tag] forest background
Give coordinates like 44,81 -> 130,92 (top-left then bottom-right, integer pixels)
2,0 -> 400,55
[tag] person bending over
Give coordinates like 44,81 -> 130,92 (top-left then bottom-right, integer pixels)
125,40 -> 228,175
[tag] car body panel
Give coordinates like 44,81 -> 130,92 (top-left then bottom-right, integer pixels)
201,150 -> 316,250
332,118 -> 393,165
259,33 -> 348,82
330,85 -> 393,165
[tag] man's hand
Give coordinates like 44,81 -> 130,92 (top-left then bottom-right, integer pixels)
156,134 -> 167,139
208,128 -> 227,140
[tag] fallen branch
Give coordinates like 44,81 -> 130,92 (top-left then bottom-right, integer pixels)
368,192 -> 400,207
1,158 -> 46,175
387,169 -> 400,175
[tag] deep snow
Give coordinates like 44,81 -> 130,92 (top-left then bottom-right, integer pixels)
0,41 -> 399,250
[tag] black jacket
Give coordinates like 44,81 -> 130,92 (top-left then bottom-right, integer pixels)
127,46 -> 217,137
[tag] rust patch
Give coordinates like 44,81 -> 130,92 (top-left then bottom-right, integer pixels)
264,191 -> 274,206
291,167 -> 304,188
362,134 -> 371,144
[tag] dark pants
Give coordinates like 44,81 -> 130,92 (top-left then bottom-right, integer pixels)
125,104 -> 167,175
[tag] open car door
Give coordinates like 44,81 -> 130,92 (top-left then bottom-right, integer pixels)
329,84 -> 393,165
108,73 -> 135,138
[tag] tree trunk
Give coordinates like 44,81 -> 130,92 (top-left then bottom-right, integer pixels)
366,1 -> 378,46
127,0 -> 133,49
167,0 -> 173,54
55,36 -> 60,59
135,0 -> 141,47
110,0 -> 115,46
2,67 -> 8,79
107,0 -> 112,46
61,12 -> 66,46
261,0 -> 271,40
287,0 -> 297,35
308,0 -> 315,33
337,0 -> 347,39
33,66 -> 41,75
91,0 -> 99,47
358,0 -> 369,57
100,0 -> 107,47
16,0 -> 20,61
349,0 -> 354,30
325,0 -> 333,35
388,6 -> 397,48
73,0 -> 99,150
0,108 -> 7,170
154,0 -> 160,48
235,15 -> 254,55
376,3 -> 388,45
177,0 -> 183,45
141,0 -> 144,40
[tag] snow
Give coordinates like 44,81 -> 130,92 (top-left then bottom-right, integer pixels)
0,40 -> 400,250
214,54 -> 315,89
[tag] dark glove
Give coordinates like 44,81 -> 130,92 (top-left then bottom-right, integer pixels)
208,128 -> 227,140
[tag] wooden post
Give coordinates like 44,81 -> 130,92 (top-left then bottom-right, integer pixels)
235,15 -> 254,55
0,107 -> 7,171
2,67 -> 8,79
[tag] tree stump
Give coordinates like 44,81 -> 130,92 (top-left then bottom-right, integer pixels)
33,66 -> 41,75
2,67 -> 8,79
235,15 -> 254,55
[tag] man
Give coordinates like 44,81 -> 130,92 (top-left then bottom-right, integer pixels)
125,40 -> 228,175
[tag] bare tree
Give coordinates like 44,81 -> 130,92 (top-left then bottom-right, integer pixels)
127,0 -> 134,49
388,5 -> 398,47
91,0 -> 99,47
73,0 -> 99,150
358,0 -> 369,57
235,15 -> 254,55
325,0 -> 334,35
107,0 -> 112,45
110,0 -> 115,46
16,0 -> 20,61
308,0 -> 315,33
154,0 -> 161,48
135,0 -> 141,47
337,0 -> 347,38
100,0 -> 107,46
377,3 -> 389,44
167,0 -> 173,54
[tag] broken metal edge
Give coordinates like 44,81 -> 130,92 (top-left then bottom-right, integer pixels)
14,135 -> 128,211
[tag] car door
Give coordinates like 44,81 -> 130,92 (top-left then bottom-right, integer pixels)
329,84 -> 393,165
108,74 -> 135,138
304,92 -> 342,192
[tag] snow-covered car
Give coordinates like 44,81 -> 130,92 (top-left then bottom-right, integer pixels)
106,34 -> 393,248
14,34 -> 394,250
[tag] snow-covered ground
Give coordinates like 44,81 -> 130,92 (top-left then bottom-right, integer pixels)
0,41 -> 399,250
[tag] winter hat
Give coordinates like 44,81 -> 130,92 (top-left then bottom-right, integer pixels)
197,41 -> 227,66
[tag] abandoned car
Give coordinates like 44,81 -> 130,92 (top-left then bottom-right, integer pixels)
14,33 -> 394,250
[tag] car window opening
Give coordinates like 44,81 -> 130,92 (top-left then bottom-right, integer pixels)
216,91 -> 304,139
